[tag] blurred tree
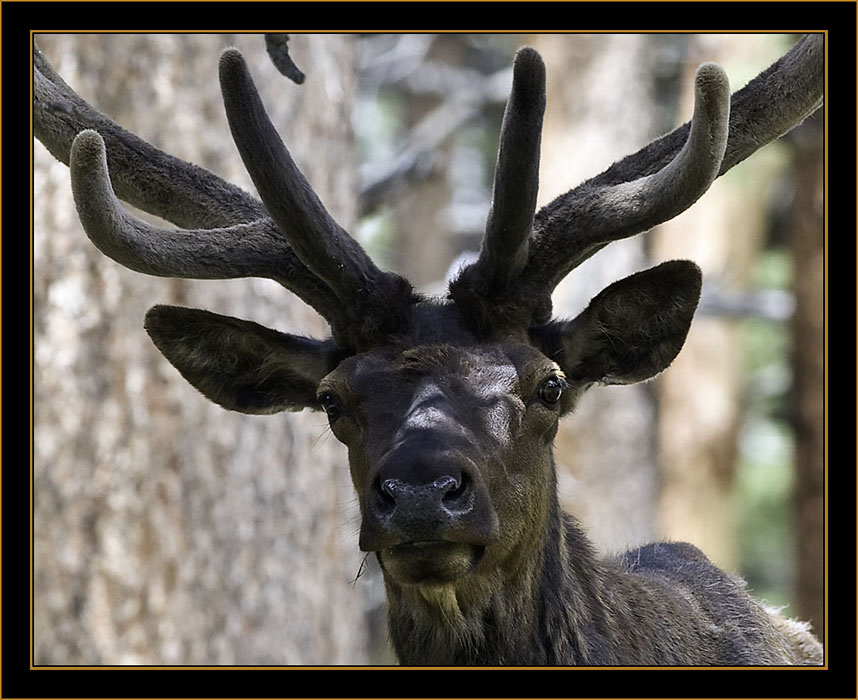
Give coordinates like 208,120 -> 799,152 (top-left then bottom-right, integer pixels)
383,34 -> 462,288
355,33 -> 519,289
530,33 -> 660,554
33,33 -> 368,665
785,115 -> 825,639
652,34 -> 793,571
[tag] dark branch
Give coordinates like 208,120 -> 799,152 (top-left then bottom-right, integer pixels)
264,34 -> 306,85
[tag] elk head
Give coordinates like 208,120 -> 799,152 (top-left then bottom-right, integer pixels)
35,36 -> 823,612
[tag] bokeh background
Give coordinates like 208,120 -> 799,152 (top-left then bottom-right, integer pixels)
33,32 -> 824,665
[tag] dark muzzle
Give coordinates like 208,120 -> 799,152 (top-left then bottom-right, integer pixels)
359,444 -> 499,554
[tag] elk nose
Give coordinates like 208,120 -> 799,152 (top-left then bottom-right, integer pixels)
364,468 -> 478,549
359,453 -> 498,552
379,474 -> 471,515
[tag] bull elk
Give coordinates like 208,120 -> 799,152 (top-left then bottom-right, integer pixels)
34,34 -> 824,665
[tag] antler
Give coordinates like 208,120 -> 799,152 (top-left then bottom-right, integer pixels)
36,35 -> 823,344
448,47 -> 548,329
452,34 -> 824,326
522,34 -> 824,317
217,49 -> 414,346
472,47 -> 545,288
34,41 -> 412,349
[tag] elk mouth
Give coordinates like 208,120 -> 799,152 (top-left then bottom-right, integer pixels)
379,540 -> 485,586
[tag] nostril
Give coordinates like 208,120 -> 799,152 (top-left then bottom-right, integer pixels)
376,478 -> 398,513
374,472 -> 473,516
381,478 -> 398,497
441,473 -> 471,510
433,475 -> 459,494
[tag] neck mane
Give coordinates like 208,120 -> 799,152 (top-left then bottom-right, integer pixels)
383,488 -> 610,666
381,468 -> 818,667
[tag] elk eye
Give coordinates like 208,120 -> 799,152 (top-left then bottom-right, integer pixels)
538,377 -> 565,405
318,391 -> 344,420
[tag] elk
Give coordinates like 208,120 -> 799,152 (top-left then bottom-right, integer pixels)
34,34 -> 824,666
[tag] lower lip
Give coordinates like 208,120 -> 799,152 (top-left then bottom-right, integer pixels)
382,541 -> 485,585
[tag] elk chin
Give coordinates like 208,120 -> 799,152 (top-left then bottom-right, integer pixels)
379,541 -> 485,586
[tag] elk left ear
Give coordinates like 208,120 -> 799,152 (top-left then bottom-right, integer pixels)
538,260 -> 702,386
144,305 -> 343,414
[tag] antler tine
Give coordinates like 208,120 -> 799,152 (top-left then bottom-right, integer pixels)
34,43 -> 262,230
35,42 -> 348,327
525,61 -> 731,299
477,46 -> 546,286
522,34 -> 823,313
447,47 -> 547,330
68,130 -> 346,323
218,48 -> 414,345
718,33 -> 823,173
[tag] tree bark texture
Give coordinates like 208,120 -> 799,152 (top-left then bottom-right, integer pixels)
33,33 -> 369,665
787,116 -> 825,640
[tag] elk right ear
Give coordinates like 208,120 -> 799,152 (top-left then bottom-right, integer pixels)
540,260 -> 702,387
144,305 -> 343,414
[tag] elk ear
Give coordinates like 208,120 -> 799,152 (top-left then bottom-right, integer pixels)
541,261 -> 702,387
144,305 -> 343,414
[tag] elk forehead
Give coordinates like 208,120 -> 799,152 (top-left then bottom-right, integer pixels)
394,347 -> 524,443
321,336 -> 562,446
336,342 -> 536,408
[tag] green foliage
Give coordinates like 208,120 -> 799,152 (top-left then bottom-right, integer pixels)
736,247 -> 796,612
354,90 -> 405,166
736,414 -> 795,610
752,247 -> 793,290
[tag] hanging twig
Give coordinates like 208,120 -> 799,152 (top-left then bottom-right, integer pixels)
264,33 -> 305,84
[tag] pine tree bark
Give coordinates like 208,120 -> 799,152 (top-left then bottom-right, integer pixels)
787,116 -> 825,640
33,33 -> 369,665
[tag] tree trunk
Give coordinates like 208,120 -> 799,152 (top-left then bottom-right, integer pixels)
387,36 -> 457,289
787,116 -> 825,640
653,34 -> 817,607
33,33 -> 369,665
530,33 -> 659,554
652,35 -> 788,571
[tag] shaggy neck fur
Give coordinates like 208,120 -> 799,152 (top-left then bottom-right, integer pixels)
383,467 -> 823,667
383,484 -> 608,666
